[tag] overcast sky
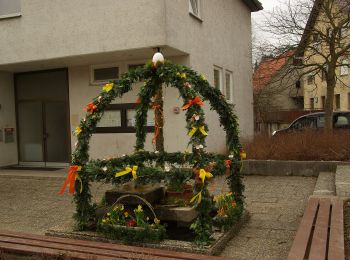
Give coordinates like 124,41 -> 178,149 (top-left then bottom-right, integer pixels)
252,0 -> 299,42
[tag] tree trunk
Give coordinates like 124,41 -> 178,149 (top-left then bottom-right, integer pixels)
154,86 -> 164,152
324,66 -> 336,131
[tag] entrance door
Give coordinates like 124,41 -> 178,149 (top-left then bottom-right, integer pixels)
15,69 -> 70,165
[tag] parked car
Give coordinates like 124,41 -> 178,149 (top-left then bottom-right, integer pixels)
272,111 -> 350,136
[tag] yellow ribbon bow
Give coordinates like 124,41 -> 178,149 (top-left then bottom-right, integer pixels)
115,166 -> 138,180
103,83 -> 114,92
199,169 -> 213,184
188,126 -> 208,137
190,190 -> 203,204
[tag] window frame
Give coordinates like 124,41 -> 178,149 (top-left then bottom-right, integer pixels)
224,70 -> 234,103
189,0 -> 202,20
335,94 -> 341,110
90,64 -> 120,85
310,98 -> 315,110
0,0 -> 21,20
307,75 -> 315,85
95,103 -> 155,134
213,66 -> 223,93
340,59 -> 349,76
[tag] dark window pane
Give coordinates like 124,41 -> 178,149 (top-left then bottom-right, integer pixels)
94,67 -> 119,81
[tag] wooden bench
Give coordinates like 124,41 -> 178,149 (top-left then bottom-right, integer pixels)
288,197 -> 345,260
0,230 -> 234,260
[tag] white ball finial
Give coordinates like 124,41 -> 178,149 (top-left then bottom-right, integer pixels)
152,52 -> 164,66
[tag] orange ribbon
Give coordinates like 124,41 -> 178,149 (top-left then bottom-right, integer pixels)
59,165 -> 81,195
182,96 -> 204,110
85,102 -> 97,113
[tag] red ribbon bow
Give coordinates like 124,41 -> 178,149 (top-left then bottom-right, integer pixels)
182,96 -> 204,110
85,102 -> 97,113
59,166 -> 80,195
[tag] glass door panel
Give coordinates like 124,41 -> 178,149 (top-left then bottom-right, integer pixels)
18,101 -> 44,162
44,102 -> 69,162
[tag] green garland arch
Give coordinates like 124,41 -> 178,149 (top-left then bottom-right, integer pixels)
63,60 -> 244,244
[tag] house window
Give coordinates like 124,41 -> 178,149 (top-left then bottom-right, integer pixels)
225,71 -> 233,102
90,65 -> 119,85
95,103 -> 154,133
312,33 -> 320,42
307,75 -> 314,85
335,94 -> 340,110
213,67 -> 223,92
128,64 -> 145,72
189,0 -> 201,18
321,69 -> 327,81
310,98 -> 314,110
0,0 -> 21,19
341,27 -> 348,39
321,96 -> 326,109
327,28 -> 333,38
340,59 -> 349,76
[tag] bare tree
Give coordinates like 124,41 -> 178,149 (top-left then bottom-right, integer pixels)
260,0 -> 350,130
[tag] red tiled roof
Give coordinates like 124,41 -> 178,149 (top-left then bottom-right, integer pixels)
253,50 -> 295,93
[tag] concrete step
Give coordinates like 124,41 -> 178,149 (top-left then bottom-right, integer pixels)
313,172 -> 335,196
336,165 -> 350,198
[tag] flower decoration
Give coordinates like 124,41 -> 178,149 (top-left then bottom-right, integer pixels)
135,205 -> 143,213
184,82 -> 192,88
176,72 -> 187,79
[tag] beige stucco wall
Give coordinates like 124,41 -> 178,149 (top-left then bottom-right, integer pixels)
0,0 -> 166,66
304,73 -> 350,111
0,72 -> 18,166
0,0 -> 255,160
68,56 -> 205,159
164,0 -> 254,142
303,8 -> 350,111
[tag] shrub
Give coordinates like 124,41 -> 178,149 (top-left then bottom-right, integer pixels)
244,130 -> 350,161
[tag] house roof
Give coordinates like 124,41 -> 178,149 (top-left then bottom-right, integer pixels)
295,0 -> 323,57
242,0 -> 263,12
253,50 -> 295,93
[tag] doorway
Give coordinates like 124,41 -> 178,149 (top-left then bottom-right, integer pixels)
15,69 -> 70,166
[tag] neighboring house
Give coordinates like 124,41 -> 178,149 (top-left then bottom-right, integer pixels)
0,0 -> 262,167
253,51 -> 304,134
296,0 -> 350,112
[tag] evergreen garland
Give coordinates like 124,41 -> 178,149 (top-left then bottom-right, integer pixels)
64,60 -> 244,244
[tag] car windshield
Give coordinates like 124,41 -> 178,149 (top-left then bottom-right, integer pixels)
290,117 -> 316,129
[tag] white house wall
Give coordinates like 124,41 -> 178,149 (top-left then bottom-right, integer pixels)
165,0 -> 254,141
0,72 -> 17,166
0,0 -> 167,66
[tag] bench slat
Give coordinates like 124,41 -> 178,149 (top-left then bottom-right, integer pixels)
0,230 -> 233,260
0,241 -> 112,260
309,199 -> 331,260
288,197 -> 319,260
328,199 -> 345,260
0,235 -> 147,259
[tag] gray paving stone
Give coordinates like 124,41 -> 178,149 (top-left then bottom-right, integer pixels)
0,172 -> 316,259
313,172 -> 335,195
336,165 -> 350,198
